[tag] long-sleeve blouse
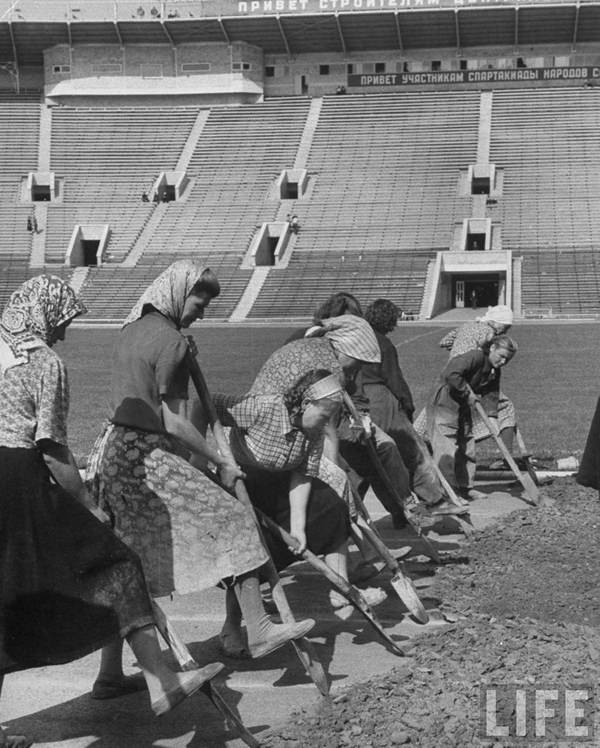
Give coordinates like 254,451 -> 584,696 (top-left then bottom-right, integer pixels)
440,348 -> 500,415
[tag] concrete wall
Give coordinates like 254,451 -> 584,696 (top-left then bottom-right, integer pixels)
44,42 -> 263,89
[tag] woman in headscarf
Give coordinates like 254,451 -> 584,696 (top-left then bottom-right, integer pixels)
86,261 -> 314,691
0,275 -> 223,737
425,334 -> 518,501
207,369 -> 385,652
249,313 -> 414,529
436,305 -> 517,457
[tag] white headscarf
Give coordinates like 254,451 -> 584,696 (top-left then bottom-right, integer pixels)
478,305 -> 513,327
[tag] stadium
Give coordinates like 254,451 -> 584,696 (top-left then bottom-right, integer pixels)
1,1 -> 600,747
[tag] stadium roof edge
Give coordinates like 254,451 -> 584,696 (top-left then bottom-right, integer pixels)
1,3 -> 599,64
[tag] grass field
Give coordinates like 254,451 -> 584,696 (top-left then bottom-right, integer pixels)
62,322 -> 600,464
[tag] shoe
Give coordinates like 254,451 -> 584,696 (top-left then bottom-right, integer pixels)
464,489 -> 489,502
247,619 -> 315,659
91,672 -> 148,700
330,586 -> 387,609
427,499 -> 470,516
151,662 -> 225,717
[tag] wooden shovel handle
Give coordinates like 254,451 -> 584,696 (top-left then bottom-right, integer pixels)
467,385 -> 539,506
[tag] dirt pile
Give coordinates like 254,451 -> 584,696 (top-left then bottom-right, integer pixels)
263,479 -> 600,747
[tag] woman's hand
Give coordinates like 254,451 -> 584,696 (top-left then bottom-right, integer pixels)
289,524 -> 307,555
218,461 -> 245,489
467,391 -> 481,408
288,471 -> 310,554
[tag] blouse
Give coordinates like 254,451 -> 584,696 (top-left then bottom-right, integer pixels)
441,348 -> 500,414
214,393 -> 323,477
0,346 -> 69,449
111,311 -> 189,434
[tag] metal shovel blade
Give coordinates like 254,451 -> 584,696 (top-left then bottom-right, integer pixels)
391,570 -> 429,624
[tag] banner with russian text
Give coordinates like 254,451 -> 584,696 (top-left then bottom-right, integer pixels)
347,67 -> 600,87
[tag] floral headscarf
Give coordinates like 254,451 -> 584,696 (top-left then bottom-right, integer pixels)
122,260 -> 208,329
0,274 -> 86,372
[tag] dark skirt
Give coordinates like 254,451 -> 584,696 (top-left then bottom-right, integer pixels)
0,447 -> 154,675
242,467 -> 351,571
577,396 -> 600,492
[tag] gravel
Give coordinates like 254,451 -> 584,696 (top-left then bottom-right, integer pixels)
262,478 -> 600,748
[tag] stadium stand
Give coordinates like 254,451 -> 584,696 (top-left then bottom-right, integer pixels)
489,88 -> 600,315
249,91 -> 479,317
135,98 -> 312,318
46,106 -> 199,263
0,92 -> 40,263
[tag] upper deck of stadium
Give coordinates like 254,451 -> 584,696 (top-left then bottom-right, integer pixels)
2,0 -> 600,65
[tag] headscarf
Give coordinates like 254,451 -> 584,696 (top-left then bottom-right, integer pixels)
477,305 -> 513,327
122,260 -> 207,328
0,274 -> 86,373
306,314 -> 381,364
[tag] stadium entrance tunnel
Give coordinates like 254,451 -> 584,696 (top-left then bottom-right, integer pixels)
455,276 -> 500,309
244,222 -> 291,267
66,224 -> 110,267
151,171 -> 188,203
273,169 -> 309,200
23,172 -> 59,203
421,250 -> 516,319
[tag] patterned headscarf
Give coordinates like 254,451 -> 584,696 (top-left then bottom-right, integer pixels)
309,314 -> 381,364
478,305 -> 513,327
0,274 -> 86,372
122,260 -> 208,329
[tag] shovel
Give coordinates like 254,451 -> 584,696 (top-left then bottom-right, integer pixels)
347,481 -> 429,623
468,386 -> 540,506
515,425 -> 541,487
185,341 -> 330,698
256,509 -> 405,656
152,601 -> 261,748
350,518 -> 429,623
415,440 -> 476,539
342,393 -> 442,564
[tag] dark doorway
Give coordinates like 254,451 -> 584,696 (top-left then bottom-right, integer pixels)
301,75 -> 308,95
160,185 -> 176,203
32,185 -> 51,201
82,240 -> 99,266
466,233 -> 486,251
464,279 -> 498,309
282,181 -> 298,199
265,237 -> 278,266
471,177 -> 490,195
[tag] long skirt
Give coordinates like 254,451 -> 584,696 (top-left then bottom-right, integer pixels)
425,388 -> 475,492
364,383 -> 443,505
86,424 -> 269,598
0,447 -> 154,676
414,390 -> 516,443
242,467 -> 351,571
